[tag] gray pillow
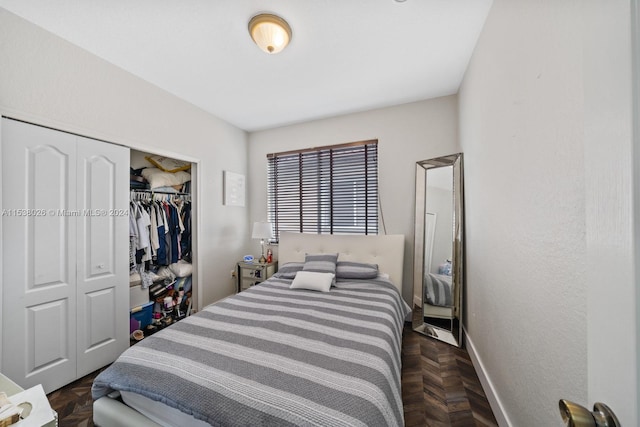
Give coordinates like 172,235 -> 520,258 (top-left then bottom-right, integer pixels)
303,253 -> 338,275
336,261 -> 379,279
274,262 -> 304,279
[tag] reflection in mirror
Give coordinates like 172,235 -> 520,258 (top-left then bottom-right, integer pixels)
413,153 -> 464,347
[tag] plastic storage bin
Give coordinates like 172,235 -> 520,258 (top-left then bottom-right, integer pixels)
130,301 -> 153,333
130,284 -> 151,309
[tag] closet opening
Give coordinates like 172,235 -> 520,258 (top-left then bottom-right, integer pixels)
129,149 -> 198,339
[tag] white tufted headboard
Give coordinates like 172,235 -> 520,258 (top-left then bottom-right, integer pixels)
278,232 -> 405,292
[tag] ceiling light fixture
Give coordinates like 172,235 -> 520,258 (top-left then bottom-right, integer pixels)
248,13 -> 292,54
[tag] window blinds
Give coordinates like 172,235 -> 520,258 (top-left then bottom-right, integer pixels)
267,140 -> 378,242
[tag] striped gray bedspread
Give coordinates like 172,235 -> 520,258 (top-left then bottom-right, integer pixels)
424,273 -> 453,307
92,276 -> 411,426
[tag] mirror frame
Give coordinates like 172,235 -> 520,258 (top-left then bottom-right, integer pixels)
412,153 -> 464,347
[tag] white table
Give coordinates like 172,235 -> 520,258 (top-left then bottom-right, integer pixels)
0,372 -> 57,426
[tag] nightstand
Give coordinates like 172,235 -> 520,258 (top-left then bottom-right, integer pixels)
237,261 -> 278,292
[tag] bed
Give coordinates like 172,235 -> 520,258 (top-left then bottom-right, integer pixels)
92,232 -> 408,426
423,272 -> 457,320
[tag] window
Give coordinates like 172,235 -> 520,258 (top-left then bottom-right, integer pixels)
267,140 -> 378,242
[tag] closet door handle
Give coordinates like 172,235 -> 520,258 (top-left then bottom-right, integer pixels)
558,399 -> 621,427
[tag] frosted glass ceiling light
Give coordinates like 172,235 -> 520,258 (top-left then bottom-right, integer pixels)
248,13 -> 292,54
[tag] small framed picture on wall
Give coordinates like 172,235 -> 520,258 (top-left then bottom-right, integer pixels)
223,170 -> 245,207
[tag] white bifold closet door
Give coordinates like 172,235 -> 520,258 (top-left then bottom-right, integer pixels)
1,118 -> 129,393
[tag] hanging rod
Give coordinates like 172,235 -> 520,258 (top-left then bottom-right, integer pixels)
130,189 -> 190,196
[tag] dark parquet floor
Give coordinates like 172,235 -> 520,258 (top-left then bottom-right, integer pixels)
46,324 -> 497,426
46,367 -> 106,427
401,324 -> 497,427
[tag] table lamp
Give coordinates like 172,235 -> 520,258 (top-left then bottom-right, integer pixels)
252,221 -> 273,263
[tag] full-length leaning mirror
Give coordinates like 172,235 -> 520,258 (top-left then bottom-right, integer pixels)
412,153 -> 464,347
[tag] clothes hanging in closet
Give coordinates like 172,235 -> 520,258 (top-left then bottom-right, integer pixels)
129,192 -> 191,270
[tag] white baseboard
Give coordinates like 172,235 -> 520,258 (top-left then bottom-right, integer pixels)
464,328 -> 512,427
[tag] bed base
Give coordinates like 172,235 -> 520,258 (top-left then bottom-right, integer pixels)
424,303 -> 455,319
93,394 -> 161,427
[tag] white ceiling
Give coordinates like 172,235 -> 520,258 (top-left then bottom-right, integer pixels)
0,0 -> 492,132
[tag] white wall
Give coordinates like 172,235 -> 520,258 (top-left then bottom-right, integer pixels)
247,97 -> 459,302
459,0 -> 636,426
0,8 -> 248,307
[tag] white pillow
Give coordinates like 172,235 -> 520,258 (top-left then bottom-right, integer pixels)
290,271 -> 334,292
141,168 -> 191,189
169,260 -> 192,278
130,151 -> 154,170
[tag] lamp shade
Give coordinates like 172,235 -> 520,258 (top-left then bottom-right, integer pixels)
248,13 -> 292,54
252,221 -> 274,240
